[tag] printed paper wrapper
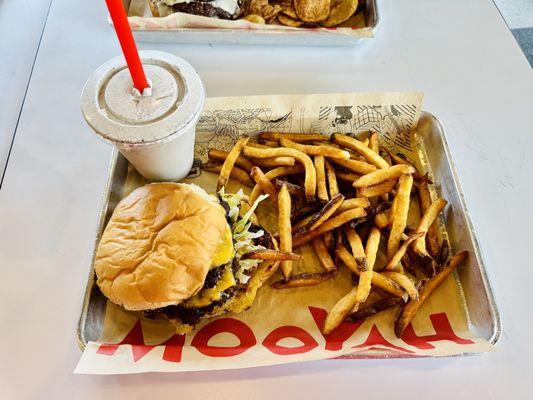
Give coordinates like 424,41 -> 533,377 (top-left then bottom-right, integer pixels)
75,92 -> 494,374
126,0 -> 372,37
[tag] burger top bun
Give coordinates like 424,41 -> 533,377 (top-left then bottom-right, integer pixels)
94,183 -> 228,311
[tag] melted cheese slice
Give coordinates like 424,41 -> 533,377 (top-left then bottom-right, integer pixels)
184,265 -> 236,308
210,224 -> 234,268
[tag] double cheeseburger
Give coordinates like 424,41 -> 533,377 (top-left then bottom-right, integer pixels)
148,0 -> 244,20
95,183 -> 273,333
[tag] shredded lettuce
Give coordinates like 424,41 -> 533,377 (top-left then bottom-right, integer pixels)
218,188 -> 269,284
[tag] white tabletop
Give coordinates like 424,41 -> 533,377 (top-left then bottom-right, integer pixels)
0,0 -> 52,175
1,0 -> 532,398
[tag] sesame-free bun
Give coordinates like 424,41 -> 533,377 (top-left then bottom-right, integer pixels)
94,183 -> 228,311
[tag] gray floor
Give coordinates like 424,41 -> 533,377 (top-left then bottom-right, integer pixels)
493,0 -> 533,66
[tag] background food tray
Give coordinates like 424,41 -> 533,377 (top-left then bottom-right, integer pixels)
121,0 -> 379,45
77,111 -> 501,354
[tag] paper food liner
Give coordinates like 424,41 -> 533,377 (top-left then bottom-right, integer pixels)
76,92 -> 494,374
126,0 -> 372,37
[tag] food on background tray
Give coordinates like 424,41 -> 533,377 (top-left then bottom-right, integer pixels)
205,132 -> 468,337
94,182 -> 297,334
148,0 -> 361,28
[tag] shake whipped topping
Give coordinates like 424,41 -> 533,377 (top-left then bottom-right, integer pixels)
82,51 -> 205,181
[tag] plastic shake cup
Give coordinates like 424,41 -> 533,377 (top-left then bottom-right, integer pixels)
81,50 -> 205,181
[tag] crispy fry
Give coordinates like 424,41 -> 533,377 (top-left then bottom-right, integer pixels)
413,198 -> 448,257
369,133 -> 379,154
250,156 -> 296,168
274,179 -> 305,198
395,251 -> 468,337
335,170 -> 361,183
337,197 -> 371,212
385,232 -> 424,271
331,158 -> 377,175
295,194 -> 345,236
347,296 -> 403,322
325,161 -> 339,197
250,166 -> 278,206
292,213 -> 315,233
418,180 -> 440,257
362,138 -> 370,146
203,163 -> 254,187
352,227 -> 380,304
271,272 -> 331,289
258,139 -> 279,147
278,184 -> 293,280
335,244 -> 406,299
244,146 -> 316,201
323,231 -> 334,249
332,133 -> 390,169
323,286 -> 359,334
374,210 -> 390,229
314,155 -> 329,202
387,174 -> 414,258
293,207 -> 366,248
353,164 -> 415,188
312,237 -> 336,272
290,202 -> 321,221
260,132 -> 328,142
382,272 -> 419,300
280,138 -> 350,160
242,249 -> 301,261
249,165 -> 305,204
216,137 -> 250,190
358,179 -> 397,198
344,226 -> 367,271
208,148 -> 254,173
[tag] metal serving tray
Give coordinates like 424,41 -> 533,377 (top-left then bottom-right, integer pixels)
122,0 -> 379,46
77,111 -> 501,351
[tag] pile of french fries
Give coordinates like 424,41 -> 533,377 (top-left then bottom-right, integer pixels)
204,131 -> 468,338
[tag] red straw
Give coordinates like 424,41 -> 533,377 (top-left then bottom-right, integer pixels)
105,0 -> 149,93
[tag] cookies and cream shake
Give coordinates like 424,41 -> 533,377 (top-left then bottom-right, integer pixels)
81,50 -> 205,181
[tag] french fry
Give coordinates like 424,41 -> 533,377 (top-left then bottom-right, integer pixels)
358,179 -> 397,198
249,157 -> 296,168
278,184 -> 293,280
325,161 -> 339,197
312,237 -> 336,272
385,232 -> 424,271
395,251 -> 468,337
271,272 -> 331,289
347,296 -> 403,322
203,163 -> 254,187
250,167 -> 278,207
292,214 -> 315,233
362,138 -> 370,147
332,133 -> 390,169
293,207 -> 366,248
374,210 -> 390,229
337,197 -> 371,212
352,227 -> 380,304
323,231 -> 334,249
323,286 -> 360,334
335,244 -> 406,299
331,158 -> 377,175
418,181 -> 440,257
387,174 -> 414,258
216,137 -> 250,190
314,156 -> 329,202
369,133 -> 379,153
413,198 -> 448,257
244,146 -> 316,201
335,170 -> 361,183
242,249 -> 301,261
260,132 -> 328,142
353,164 -> 415,188
280,138 -> 350,160
208,148 -> 254,173
249,165 -> 305,204
381,272 -> 419,300
295,194 -> 345,235
258,139 -> 279,147
344,226 -> 367,272
274,179 -> 305,198
290,202 -> 321,221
